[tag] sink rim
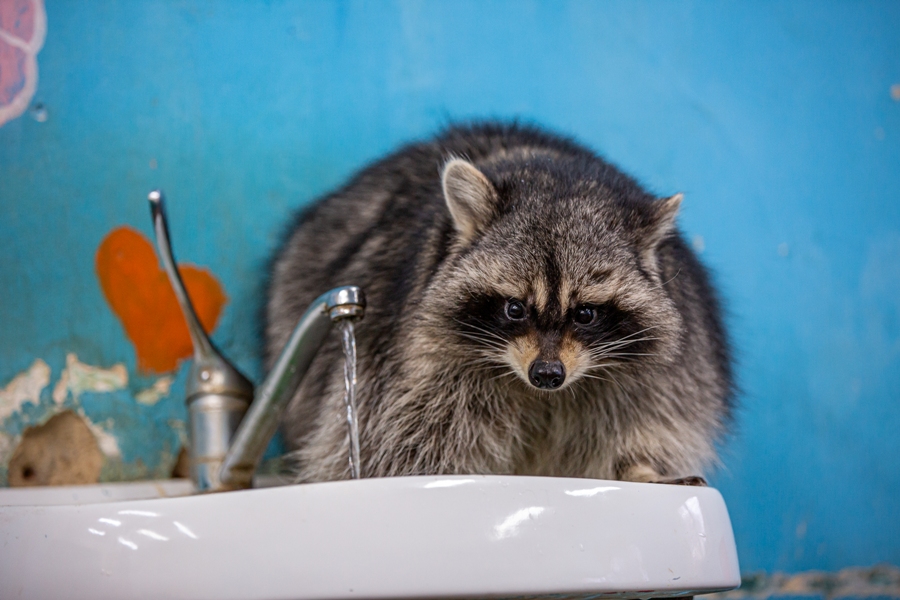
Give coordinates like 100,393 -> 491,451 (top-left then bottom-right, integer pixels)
0,474 -> 741,600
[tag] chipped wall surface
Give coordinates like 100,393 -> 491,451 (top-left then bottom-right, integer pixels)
0,353 -> 186,484
0,0 -> 899,577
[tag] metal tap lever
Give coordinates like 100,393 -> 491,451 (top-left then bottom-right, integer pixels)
148,190 -> 254,491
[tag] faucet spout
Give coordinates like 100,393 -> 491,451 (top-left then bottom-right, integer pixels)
217,286 -> 366,490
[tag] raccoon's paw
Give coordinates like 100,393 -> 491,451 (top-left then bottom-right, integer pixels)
618,464 -> 707,487
655,475 -> 707,487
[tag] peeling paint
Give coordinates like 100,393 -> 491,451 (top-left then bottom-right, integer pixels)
135,376 -> 174,406
52,353 -> 128,404
0,359 -> 50,422
79,410 -> 121,457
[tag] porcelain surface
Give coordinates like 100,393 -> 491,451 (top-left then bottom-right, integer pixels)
0,475 -> 740,599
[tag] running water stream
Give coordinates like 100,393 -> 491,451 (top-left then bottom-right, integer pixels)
339,319 -> 362,479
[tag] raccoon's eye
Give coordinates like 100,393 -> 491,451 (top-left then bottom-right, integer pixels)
505,299 -> 527,320
573,305 -> 596,325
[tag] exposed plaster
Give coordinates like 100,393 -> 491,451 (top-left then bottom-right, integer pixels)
2,356 -> 127,462
0,359 -> 50,422
0,431 -> 12,465
135,376 -> 174,406
52,353 -> 128,404
80,411 -> 121,458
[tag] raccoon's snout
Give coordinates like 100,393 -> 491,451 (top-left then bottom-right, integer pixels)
528,359 -> 566,390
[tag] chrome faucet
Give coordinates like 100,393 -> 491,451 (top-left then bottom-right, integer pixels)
148,190 -> 365,492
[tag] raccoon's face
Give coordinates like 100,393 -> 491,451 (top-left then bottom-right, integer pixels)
434,158 -> 684,392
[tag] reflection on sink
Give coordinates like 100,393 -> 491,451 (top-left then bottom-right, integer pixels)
0,475 -> 740,600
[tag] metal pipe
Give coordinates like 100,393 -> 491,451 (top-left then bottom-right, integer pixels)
217,286 -> 366,490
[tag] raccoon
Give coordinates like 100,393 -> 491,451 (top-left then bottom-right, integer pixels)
266,122 -> 733,484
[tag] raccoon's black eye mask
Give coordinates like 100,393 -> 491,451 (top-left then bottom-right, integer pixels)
454,292 -> 650,358
568,302 -> 654,359
453,293 -> 531,342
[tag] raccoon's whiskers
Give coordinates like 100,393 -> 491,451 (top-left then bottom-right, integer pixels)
454,330 -> 507,348
454,318 -> 507,340
593,351 -> 659,359
584,361 -> 626,371
577,372 -> 630,398
453,320 -> 510,351
588,345 -> 658,363
589,326 -> 660,352
456,336 -> 508,356
488,370 -> 518,383
577,372 -> 616,384
585,362 -> 657,397
593,325 -> 659,346
453,349 -> 520,386
589,334 -> 660,355
589,339 -> 658,356
459,354 -> 507,371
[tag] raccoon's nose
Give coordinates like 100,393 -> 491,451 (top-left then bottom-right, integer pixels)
528,360 -> 566,390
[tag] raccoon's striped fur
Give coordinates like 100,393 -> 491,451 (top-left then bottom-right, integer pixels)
267,122 -> 733,483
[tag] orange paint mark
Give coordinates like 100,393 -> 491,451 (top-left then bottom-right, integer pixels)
96,226 -> 227,374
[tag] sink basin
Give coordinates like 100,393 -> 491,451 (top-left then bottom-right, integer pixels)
0,475 -> 740,599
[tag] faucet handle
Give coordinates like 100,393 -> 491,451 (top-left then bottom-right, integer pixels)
147,190 -> 254,402
148,190 -> 254,491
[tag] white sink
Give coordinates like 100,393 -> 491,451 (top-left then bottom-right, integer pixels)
0,475 -> 740,599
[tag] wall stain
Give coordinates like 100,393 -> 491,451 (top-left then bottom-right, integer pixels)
96,226 -> 227,373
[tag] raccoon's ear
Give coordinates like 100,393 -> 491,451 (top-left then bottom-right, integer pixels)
646,193 -> 682,248
639,193 -> 682,274
442,159 -> 499,244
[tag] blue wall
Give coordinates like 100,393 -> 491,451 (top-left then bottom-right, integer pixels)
1,0 -> 898,574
